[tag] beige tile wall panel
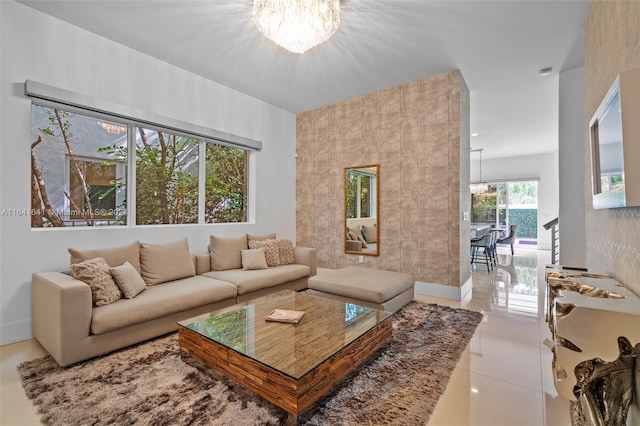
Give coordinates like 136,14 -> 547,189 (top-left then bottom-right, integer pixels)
296,70 -> 470,287
584,0 -> 640,296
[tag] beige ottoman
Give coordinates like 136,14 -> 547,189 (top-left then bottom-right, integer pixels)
308,266 -> 415,314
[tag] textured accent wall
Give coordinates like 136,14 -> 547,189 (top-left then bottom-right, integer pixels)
585,0 -> 640,295
296,70 -> 470,288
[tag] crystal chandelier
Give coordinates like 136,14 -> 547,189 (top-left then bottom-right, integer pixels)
470,148 -> 488,194
252,0 -> 341,54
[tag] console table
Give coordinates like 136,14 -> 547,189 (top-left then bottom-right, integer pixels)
545,266 -> 640,425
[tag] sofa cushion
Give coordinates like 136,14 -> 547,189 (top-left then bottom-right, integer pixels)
362,224 -> 377,243
209,235 -> 248,271
308,266 -> 414,304
110,261 -> 146,299
241,248 -> 268,270
140,239 -> 195,286
202,264 -> 310,295
70,257 -> 122,307
247,233 -> 276,241
248,239 -> 280,267
69,240 -> 141,273
90,276 -> 237,335
347,225 -> 363,238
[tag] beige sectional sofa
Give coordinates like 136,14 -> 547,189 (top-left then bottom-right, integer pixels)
32,235 -> 317,367
346,222 -> 378,254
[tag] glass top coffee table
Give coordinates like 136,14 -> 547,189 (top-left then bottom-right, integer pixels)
177,290 -> 392,416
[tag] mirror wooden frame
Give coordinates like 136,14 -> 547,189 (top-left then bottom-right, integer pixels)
344,164 -> 380,256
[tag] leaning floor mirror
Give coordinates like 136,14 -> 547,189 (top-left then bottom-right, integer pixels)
344,164 -> 379,256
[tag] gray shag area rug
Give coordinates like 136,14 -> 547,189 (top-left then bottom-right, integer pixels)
18,302 -> 483,425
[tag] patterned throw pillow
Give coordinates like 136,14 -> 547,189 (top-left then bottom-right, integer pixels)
70,257 -> 122,306
248,239 -> 280,267
277,240 -> 296,265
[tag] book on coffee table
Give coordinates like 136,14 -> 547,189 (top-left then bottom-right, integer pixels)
265,309 -> 305,324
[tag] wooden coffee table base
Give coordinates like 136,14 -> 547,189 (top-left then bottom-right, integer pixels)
178,316 -> 392,416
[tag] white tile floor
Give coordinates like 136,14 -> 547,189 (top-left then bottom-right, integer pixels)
0,247 -> 573,425
424,247 -> 573,426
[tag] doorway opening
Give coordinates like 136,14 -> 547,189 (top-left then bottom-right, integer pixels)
471,181 -> 538,246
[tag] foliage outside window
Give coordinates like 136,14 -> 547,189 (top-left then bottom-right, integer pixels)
471,181 -> 538,239
31,105 -> 127,227
471,186 -> 498,224
30,105 -> 248,228
346,171 -> 373,219
205,144 -> 248,223
135,128 -> 199,225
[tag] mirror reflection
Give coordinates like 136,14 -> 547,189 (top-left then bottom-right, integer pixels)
345,164 -> 379,256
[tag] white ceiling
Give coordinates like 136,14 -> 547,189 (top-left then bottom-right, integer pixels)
18,0 -> 591,159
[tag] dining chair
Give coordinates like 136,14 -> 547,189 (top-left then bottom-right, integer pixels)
497,224 -> 518,255
471,233 -> 494,273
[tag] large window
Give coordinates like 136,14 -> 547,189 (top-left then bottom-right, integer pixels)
31,105 -> 248,228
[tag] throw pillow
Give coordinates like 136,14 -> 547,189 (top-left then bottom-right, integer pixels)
140,238 -> 195,285
69,240 -> 141,273
241,248 -> 268,270
346,228 -> 353,240
110,261 -> 146,299
347,231 -> 358,241
70,257 -> 122,307
277,239 -> 296,265
357,234 -> 368,248
248,239 -> 280,267
362,224 -> 377,243
347,225 -> 363,239
209,235 -> 248,271
247,233 -> 276,241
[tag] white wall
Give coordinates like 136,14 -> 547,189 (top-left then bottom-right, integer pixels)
0,1 -> 296,345
471,152 -> 559,250
558,66 -> 586,267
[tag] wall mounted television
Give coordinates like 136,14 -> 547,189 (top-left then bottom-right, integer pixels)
589,67 -> 640,209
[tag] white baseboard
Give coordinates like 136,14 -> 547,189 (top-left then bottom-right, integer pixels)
415,277 -> 473,302
0,319 -> 32,346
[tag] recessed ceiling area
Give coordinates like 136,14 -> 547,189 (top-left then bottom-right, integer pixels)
17,0 -> 591,159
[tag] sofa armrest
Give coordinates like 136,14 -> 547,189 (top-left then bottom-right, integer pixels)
294,247 -> 317,277
346,240 -> 362,251
32,272 -> 93,366
194,252 -> 211,275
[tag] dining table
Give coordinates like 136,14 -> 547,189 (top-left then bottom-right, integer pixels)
470,223 -> 491,239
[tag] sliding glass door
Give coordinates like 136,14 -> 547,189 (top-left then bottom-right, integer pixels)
472,181 -> 538,242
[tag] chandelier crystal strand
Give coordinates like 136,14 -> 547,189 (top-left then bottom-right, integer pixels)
253,0 -> 340,54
